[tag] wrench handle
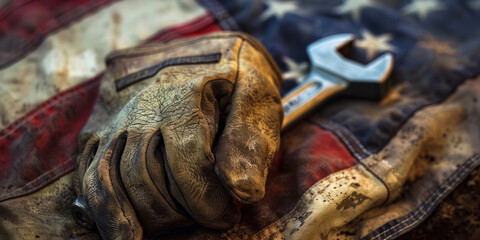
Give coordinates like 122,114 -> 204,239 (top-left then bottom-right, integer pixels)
281,75 -> 347,130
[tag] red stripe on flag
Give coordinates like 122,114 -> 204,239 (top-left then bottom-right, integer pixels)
0,0 -> 32,21
0,0 -> 118,69
0,13 -> 223,201
270,125 -> 356,199
0,77 -> 101,201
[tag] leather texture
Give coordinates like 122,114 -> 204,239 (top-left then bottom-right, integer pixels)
74,32 -> 283,239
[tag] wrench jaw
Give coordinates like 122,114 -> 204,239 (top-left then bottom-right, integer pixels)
342,53 -> 394,100
309,34 -> 394,100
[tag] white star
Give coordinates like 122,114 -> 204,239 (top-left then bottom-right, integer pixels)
335,0 -> 376,21
355,30 -> 396,59
402,0 -> 444,20
260,0 -> 298,20
281,56 -> 308,83
469,0 -> 480,10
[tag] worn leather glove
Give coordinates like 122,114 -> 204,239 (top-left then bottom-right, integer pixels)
74,32 -> 283,239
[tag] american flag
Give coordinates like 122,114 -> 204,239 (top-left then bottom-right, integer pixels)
1,0 -> 479,239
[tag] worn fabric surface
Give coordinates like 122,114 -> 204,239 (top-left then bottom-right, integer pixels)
398,164 -> 480,240
1,0 -> 480,239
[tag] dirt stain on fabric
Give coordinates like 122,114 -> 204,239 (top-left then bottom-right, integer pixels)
290,211 -> 313,235
336,192 -> 370,211
112,11 -> 122,50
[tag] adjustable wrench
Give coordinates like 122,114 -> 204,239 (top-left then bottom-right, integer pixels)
281,33 -> 394,130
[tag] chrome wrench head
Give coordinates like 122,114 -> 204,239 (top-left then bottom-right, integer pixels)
307,33 -> 394,100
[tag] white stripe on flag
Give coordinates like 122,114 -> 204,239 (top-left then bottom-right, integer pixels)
0,0 -> 207,129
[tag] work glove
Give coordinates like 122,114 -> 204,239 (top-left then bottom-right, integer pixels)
74,32 -> 283,239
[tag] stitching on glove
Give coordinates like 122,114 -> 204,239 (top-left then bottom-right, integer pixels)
115,53 -> 222,91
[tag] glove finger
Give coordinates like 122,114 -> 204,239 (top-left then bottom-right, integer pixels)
82,133 -> 142,240
161,115 -> 238,230
119,130 -> 192,236
75,135 -> 100,195
214,42 -> 283,204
